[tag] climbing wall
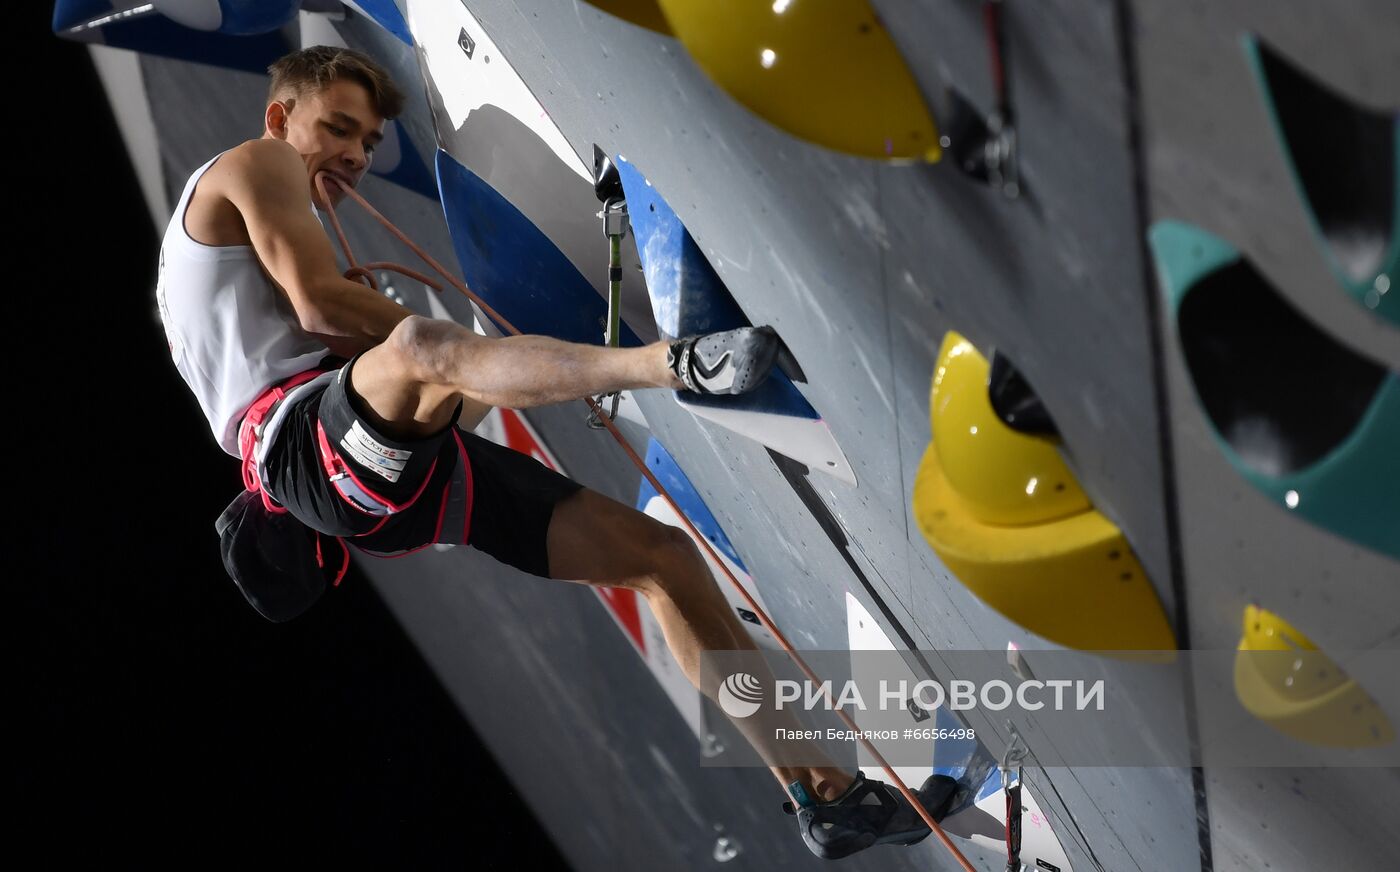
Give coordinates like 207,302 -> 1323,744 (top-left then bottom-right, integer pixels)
1132,1 -> 1400,869
85,0 -> 1400,868
450,0 -> 1196,868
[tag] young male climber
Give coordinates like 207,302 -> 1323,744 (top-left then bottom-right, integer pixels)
154,45 -> 958,859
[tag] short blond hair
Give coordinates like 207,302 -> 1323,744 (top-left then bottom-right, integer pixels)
267,45 -> 405,119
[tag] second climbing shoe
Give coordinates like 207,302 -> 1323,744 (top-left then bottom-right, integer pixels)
781,770 -> 961,861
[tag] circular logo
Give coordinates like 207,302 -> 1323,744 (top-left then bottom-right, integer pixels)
719,672 -> 764,718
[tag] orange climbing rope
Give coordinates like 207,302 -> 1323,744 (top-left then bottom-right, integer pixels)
315,172 -> 980,872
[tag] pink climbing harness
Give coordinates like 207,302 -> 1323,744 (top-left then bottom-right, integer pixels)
235,367 -> 351,586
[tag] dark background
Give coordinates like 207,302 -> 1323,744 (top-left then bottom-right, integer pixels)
24,8 -> 568,868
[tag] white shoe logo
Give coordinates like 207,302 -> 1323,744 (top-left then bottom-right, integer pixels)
698,350 -> 736,391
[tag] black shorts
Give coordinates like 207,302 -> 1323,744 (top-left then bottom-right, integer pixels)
262,354 -> 584,578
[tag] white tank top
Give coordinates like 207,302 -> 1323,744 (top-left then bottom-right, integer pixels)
156,150 -> 329,457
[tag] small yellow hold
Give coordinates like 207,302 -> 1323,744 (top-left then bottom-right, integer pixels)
1234,605 -> 1394,749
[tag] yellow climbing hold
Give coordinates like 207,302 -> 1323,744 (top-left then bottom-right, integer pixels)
1235,605 -> 1394,749
913,332 -> 1176,652
655,0 -> 941,162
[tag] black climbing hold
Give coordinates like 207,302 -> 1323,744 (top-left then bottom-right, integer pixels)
1249,36 -> 1395,287
987,349 -> 1059,437
1178,256 -> 1385,475
592,144 -> 624,204
941,86 -> 995,182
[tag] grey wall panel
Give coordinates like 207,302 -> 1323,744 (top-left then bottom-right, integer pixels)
1204,766 -> 1400,872
1134,0 -> 1399,368
1134,1 -> 1399,870
1135,0 -> 1400,653
877,0 -> 1181,597
90,45 -> 168,232
142,58 -> 269,210
879,6 -> 1202,867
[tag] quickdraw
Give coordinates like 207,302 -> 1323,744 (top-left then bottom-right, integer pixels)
1001,725 -> 1030,872
981,0 -> 1020,198
588,146 -> 629,428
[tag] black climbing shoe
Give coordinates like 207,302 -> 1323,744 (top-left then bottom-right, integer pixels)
781,770 -> 961,861
667,326 -> 781,395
